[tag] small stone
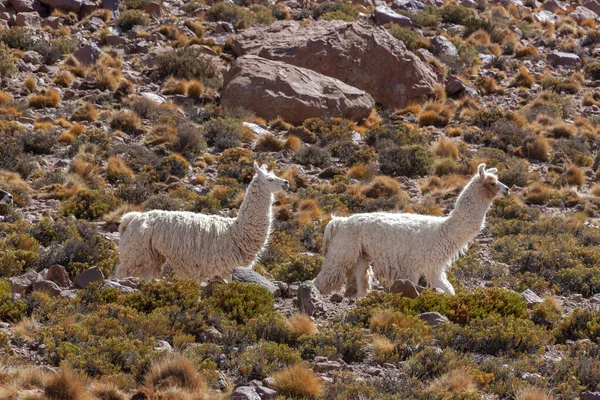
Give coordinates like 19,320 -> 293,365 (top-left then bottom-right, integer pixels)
273,281 -> 289,297
31,280 -> 61,296
547,51 -> 581,68
373,5 -> 413,26
582,391 -> 600,400
313,360 -> 341,373
232,267 -> 278,295
298,280 -> 324,316
45,264 -> 71,288
140,92 -> 166,104
417,312 -> 449,327
73,266 -> 104,289
230,386 -> 260,400
571,293 -> 583,302
330,293 -> 343,303
60,289 -> 78,299
101,280 -> 135,294
143,1 -> 161,16
367,366 -> 382,376
256,386 -> 277,400
520,289 -> 544,307
389,279 -> 419,299
262,377 -> 276,388
73,44 -> 102,65
15,12 -> 41,28
117,277 -> 141,289
9,270 -> 42,294
199,327 -> 222,344
154,340 -> 172,352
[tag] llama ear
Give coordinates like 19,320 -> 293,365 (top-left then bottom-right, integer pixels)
487,167 -> 498,174
253,161 -> 262,174
478,163 -> 486,177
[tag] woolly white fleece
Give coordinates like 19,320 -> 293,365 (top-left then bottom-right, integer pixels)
314,164 -> 509,296
114,163 -> 289,281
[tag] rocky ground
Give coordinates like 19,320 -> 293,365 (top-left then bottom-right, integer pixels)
2,0 -> 600,398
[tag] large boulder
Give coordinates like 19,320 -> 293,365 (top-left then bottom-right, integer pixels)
231,20 -> 440,109
38,0 -> 82,12
373,5 -> 413,26
547,51 -> 581,68
232,267 -> 278,295
222,55 -> 375,124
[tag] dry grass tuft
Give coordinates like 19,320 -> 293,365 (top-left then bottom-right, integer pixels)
54,71 -> 75,87
558,164 -> 585,187
90,382 -> 128,400
28,88 -> 61,108
362,176 -> 402,199
146,356 -> 207,393
434,137 -> 459,160
44,365 -> 86,400
12,316 -> 40,343
372,334 -> 396,363
187,80 -> 205,99
72,102 -> 97,122
515,387 -> 555,400
162,78 -> 188,95
511,66 -> 534,88
287,313 -> 318,337
272,364 -> 322,399
255,133 -> 285,152
417,101 -> 453,127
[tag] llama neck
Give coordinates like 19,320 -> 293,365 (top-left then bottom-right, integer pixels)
231,177 -> 273,261
441,180 -> 494,250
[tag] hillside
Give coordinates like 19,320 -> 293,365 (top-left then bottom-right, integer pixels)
1,0 -> 600,398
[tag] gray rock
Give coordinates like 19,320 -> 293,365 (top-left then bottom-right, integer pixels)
389,279 -> 419,299
582,392 -> 600,400
534,10 -> 558,23
9,0 -> 37,12
102,0 -> 118,17
85,16 -> 104,31
232,267 -> 278,295
42,16 -> 60,29
105,34 -> 127,46
31,280 -> 62,296
45,264 -> 71,288
520,289 -> 543,307
230,386 -> 261,400
298,280 -> 324,316
22,50 -> 43,65
570,6 -> 600,23
262,377 -> 276,388
154,340 -> 173,352
273,281 -> 289,297
256,386 -> 277,399
117,277 -> 141,289
79,0 -> 98,17
313,360 -> 341,373
140,92 -> 166,104
391,0 -> 425,11
571,293 -> 583,302
541,0 -> 565,12
73,266 -> 104,289
15,11 -> 41,28
547,51 -> 580,68
584,0 -> 600,15
143,1 -> 161,16
199,327 -> 223,344
417,312 -> 449,327
430,35 -> 458,58
101,280 -> 135,293
373,5 -> 413,27
60,289 -> 78,299
9,270 -> 42,294
73,44 -> 102,65
445,75 -> 467,96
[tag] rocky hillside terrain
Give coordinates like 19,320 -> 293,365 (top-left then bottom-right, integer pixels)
2,0 -> 600,398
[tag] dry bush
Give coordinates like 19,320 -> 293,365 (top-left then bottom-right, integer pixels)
103,203 -> 143,226
28,88 -> 61,108
524,136 -> 550,161
187,80 -> 204,99
16,367 -> 51,390
44,366 -> 86,400
515,387 -> 555,400
557,164 -> 585,187
106,156 -> 135,184
162,78 -> 188,95
287,313 -> 318,337
434,137 -> 459,160
361,175 -> 402,199
12,316 -> 40,342
431,368 -> 476,394
272,364 -> 322,399
515,44 -> 539,57
548,122 -> 576,138
285,135 -> 302,151
90,382 -> 128,400
54,71 -> 75,87
255,134 -> 285,152
110,111 -> 143,135
511,66 -> 534,88
418,101 -> 453,127
372,334 -> 395,363
24,76 -> 36,93
72,101 -> 97,122
146,356 -> 207,393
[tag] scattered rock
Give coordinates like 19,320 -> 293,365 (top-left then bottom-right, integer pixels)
9,0 -> 38,12
445,75 -> 468,96
230,386 -> 261,400
199,327 -> 223,344
15,12 -> 41,28
201,276 -> 228,297
273,281 -> 289,297
297,280 -> 324,317
256,386 -> 277,400
391,0 -> 425,11
102,0 -> 118,16
313,360 -> 341,373
101,280 -> 136,294
373,5 -> 413,26
232,267 -> 279,295
143,1 -> 161,16
520,289 -> 544,307
231,20 -> 440,109
45,265 -> 71,288
222,55 -> 375,124
582,392 -> 600,400
547,51 -> 580,68
60,289 -> 78,299
534,10 -> 558,23
39,0 -> 82,12
22,50 -> 43,65
73,266 -> 104,289
31,280 -> 62,296
430,35 -> 458,58
9,270 -> 42,294
330,293 -> 343,303
570,6 -> 600,23
570,293 -> 583,303
417,312 -> 449,327
584,0 -> 600,15
389,279 -> 419,299
117,277 -> 142,289
73,44 -> 102,65
154,340 -> 173,352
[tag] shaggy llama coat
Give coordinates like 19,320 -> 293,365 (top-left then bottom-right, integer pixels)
114,163 -> 289,281
313,164 -> 509,296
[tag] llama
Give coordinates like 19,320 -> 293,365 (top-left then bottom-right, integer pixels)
313,164 -> 509,297
0,190 -> 13,205
114,162 -> 289,281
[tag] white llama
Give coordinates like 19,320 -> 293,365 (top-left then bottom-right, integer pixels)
313,164 -> 509,297
114,162 -> 289,281
0,190 -> 13,205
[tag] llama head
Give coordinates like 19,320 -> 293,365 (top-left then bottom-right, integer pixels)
0,190 -> 13,205
477,163 -> 509,200
253,162 -> 290,193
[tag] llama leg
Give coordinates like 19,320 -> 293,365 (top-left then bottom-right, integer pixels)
345,256 -> 371,297
150,254 -> 166,280
115,237 -> 155,280
314,235 -> 361,295
431,270 -> 455,295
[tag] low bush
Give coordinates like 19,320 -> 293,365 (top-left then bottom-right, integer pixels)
208,282 -> 273,324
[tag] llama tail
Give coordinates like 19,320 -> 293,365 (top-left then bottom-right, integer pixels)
322,215 -> 345,256
118,212 -> 142,237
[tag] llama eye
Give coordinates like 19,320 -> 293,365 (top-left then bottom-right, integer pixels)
268,178 -> 274,182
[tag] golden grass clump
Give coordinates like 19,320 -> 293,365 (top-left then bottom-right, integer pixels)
255,133 -> 285,152
434,137 -> 459,160
54,71 -> 75,87
515,387 -> 555,400
28,88 -> 61,108
362,175 -> 402,199
24,76 -> 36,93
417,101 -> 453,127
12,316 -> 40,343
72,101 -> 98,122
106,156 -> 135,183
372,334 -> 396,363
147,123 -> 178,146
431,368 -> 476,394
162,78 -> 188,95
111,110 -> 142,135
287,313 -> 318,337
477,76 -> 505,95
0,91 -> 13,104
558,164 -> 585,187
187,80 -> 204,99
103,203 -> 143,226
145,356 -> 207,393
44,366 -> 86,400
511,66 -> 534,88
269,117 -> 293,131
285,134 -> 302,151
548,122 -> 576,138
524,182 -> 556,205
515,44 -> 539,57
524,136 -> 550,161
272,364 -> 322,399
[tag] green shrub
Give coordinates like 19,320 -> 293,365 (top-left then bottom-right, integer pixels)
298,323 -> 366,362
439,4 -> 475,25
247,312 -> 291,343
203,117 -> 242,150
209,2 -> 274,29
117,9 -> 151,31
556,309 -> 600,344
1,26 -> 35,50
156,153 -> 190,181
268,254 -> 323,283
379,145 -> 433,177
0,43 -> 16,75
238,340 -> 302,379
312,1 -> 360,21
585,61 -> 600,80
156,46 -> 219,83
60,189 -> 121,220
294,146 -> 332,168
22,131 -> 57,155
437,314 -> 551,356
0,278 -> 28,322
124,279 -> 202,313
209,282 -> 273,324
406,346 -> 458,379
